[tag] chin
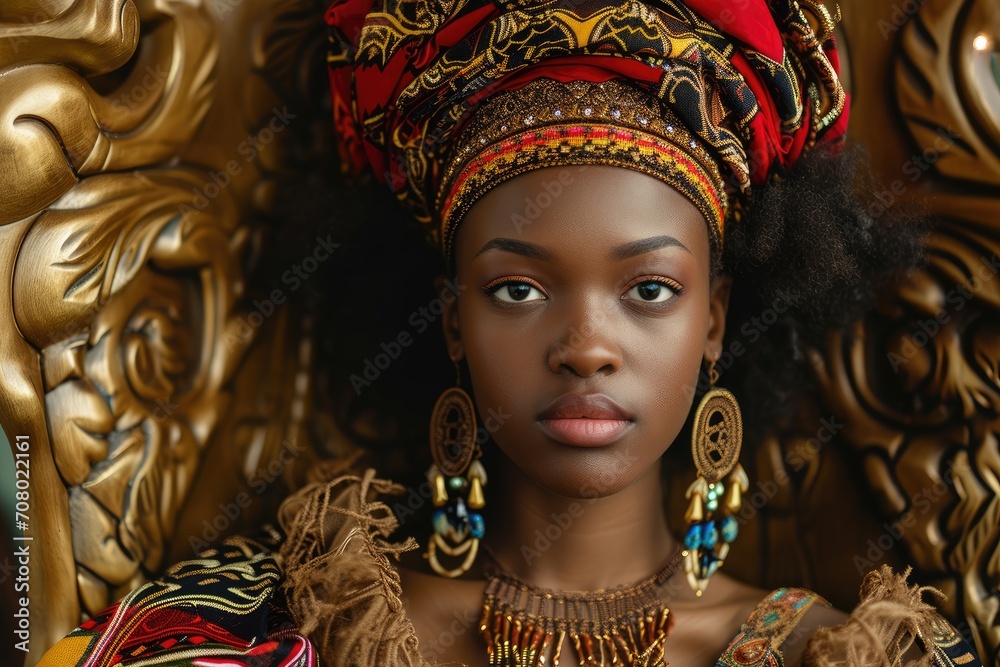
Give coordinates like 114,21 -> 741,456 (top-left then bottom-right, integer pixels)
508,439 -> 654,500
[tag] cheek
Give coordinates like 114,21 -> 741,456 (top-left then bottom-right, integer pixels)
647,323 -> 706,394
627,308 -> 710,427
458,301 -> 534,416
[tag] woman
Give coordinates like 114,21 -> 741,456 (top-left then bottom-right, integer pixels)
37,0 -> 983,665
383,161 -> 851,666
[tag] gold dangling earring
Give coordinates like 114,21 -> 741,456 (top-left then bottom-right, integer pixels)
683,357 -> 748,596
425,360 -> 486,578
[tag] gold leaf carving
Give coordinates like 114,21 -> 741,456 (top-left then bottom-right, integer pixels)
1,1 -> 326,661
0,0 -> 138,73
812,230 -> 1000,658
0,0 -> 217,225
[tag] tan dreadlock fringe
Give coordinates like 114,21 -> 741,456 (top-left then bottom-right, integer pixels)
275,457 -> 964,667
277,460 -> 433,667
802,565 -> 944,666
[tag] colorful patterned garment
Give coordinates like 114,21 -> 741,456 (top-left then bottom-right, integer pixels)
37,472 -> 983,667
37,529 -> 314,667
717,588 -> 824,667
716,587 -> 982,667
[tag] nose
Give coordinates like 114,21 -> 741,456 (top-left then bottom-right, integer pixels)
546,299 -> 623,378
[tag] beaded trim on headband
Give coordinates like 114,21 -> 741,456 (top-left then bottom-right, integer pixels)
436,79 -> 729,261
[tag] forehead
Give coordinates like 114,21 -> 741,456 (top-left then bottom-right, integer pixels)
453,165 -> 711,260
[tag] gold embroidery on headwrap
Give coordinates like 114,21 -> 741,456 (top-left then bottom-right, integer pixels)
438,78 -> 728,259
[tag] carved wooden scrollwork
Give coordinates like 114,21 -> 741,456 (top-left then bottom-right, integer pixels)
16,170 -> 252,613
0,1 -> 327,664
810,0 -> 1000,660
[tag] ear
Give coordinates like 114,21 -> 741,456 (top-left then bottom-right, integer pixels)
705,275 -> 733,362
435,275 -> 465,362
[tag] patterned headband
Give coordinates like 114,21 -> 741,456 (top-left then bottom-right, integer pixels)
439,79 -> 728,259
325,0 -> 849,258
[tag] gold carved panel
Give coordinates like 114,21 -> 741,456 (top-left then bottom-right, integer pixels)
0,1 -> 326,664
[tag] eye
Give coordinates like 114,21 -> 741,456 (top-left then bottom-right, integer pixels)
484,278 -> 547,303
622,277 -> 682,304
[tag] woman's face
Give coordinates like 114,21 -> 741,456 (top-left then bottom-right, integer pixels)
443,165 -> 732,499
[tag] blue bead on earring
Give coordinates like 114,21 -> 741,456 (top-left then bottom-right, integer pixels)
683,357 -> 748,596
425,364 -> 487,578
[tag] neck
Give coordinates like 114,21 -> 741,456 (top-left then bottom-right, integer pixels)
483,452 -> 678,591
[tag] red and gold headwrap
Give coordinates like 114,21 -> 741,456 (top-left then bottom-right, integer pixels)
324,0 -> 849,258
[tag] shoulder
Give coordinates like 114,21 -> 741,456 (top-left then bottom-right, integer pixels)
720,566 -> 985,667
715,580 -> 845,667
778,602 -> 849,667
663,571 -> 827,666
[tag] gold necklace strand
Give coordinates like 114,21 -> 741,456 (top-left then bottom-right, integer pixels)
479,548 -> 683,667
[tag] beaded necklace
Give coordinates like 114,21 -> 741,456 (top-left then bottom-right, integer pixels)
478,547 -> 684,666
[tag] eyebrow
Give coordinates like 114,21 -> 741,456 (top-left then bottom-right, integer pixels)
609,235 -> 692,260
474,235 -> 691,261
473,238 -> 553,260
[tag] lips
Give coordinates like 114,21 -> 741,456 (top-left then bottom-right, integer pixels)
536,393 -> 634,447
